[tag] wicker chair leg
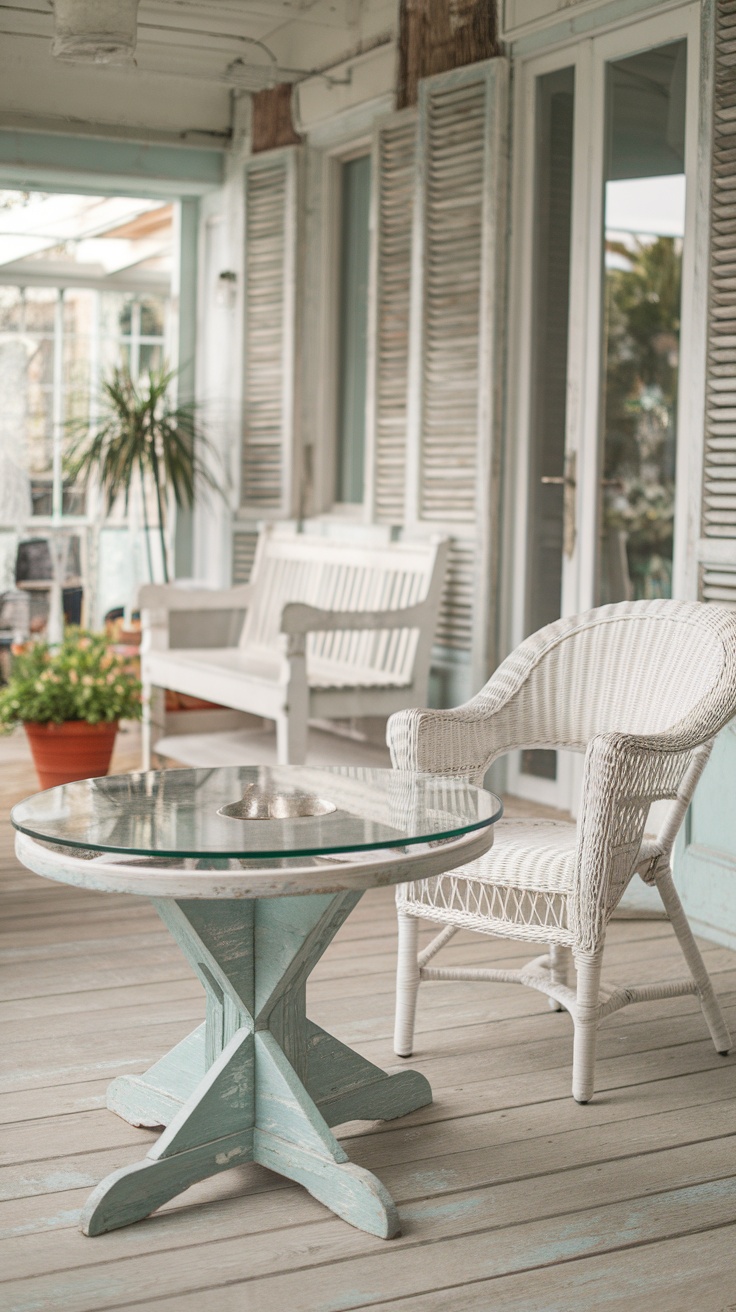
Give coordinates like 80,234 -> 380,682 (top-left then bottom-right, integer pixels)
656,867 -> 732,1054
572,946 -> 604,1104
548,943 -> 571,1012
394,912 -> 421,1057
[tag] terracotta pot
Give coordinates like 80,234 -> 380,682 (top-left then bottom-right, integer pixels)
24,720 -> 118,790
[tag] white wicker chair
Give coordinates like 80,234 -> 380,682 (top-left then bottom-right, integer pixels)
389,599 -> 736,1103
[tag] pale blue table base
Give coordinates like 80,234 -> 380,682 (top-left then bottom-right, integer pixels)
81,889 -> 432,1239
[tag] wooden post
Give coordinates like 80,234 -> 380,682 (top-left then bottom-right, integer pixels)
251,84 -> 303,153
397,0 -> 501,110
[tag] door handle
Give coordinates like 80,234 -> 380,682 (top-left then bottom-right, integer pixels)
540,452 -> 576,558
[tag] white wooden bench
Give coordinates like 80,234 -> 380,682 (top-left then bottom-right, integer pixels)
140,524 -> 448,766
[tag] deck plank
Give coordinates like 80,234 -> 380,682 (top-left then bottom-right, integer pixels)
4,1169 -> 736,1312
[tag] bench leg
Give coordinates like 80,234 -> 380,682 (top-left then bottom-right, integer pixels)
142,683 -> 165,771
277,712 -> 308,765
141,681 -> 153,771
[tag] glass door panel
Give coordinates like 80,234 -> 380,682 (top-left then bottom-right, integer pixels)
511,12 -> 697,812
522,65 -> 575,783
597,40 -> 687,604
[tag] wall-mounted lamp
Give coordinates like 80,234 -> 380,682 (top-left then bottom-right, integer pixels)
216,270 -> 238,310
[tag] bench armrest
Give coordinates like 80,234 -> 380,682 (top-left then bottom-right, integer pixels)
140,583 -> 253,656
139,582 -> 254,614
280,600 -> 432,637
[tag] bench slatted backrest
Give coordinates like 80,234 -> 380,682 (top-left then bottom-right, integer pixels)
239,529 -> 438,686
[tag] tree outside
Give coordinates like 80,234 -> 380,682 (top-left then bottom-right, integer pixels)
600,233 -> 681,601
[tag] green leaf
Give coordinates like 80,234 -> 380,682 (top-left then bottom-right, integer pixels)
63,362 -> 229,577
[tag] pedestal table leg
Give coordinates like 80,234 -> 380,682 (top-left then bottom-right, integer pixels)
82,890 -> 432,1238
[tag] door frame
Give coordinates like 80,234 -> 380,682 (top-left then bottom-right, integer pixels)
505,36 -> 593,808
505,0 -> 704,810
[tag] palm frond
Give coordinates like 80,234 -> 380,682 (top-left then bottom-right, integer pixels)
62,361 -> 228,582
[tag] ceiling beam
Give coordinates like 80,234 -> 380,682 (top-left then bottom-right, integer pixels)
0,130 -> 224,197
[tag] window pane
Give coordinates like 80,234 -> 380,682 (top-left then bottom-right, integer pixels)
598,40 -> 686,604
63,289 -> 96,428
336,154 -> 371,504
117,295 -> 136,337
0,286 -> 23,331
139,343 -> 163,376
63,286 -> 95,333
23,287 -> 57,334
139,297 -> 165,338
25,337 -> 55,478
99,290 -> 127,338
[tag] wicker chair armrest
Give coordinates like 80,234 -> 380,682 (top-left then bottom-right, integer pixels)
387,706 -> 500,783
571,731 -> 703,952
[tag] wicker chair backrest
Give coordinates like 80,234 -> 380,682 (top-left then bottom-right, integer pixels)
475,600 -> 736,760
387,600 -> 736,795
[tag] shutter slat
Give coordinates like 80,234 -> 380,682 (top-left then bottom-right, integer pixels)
240,153 -> 297,513
434,538 -> 476,651
701,8 -> 736,584
702,562 -> 736,607
232,528 -> 259,584
371,113 -> 416,525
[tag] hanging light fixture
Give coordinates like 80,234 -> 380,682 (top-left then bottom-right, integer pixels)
52,0 -> 141,65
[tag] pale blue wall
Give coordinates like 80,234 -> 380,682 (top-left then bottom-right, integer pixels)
675,731 -> 736,952
0,130 -> 223,197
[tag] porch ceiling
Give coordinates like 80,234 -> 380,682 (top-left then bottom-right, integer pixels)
0,0 -> 396,144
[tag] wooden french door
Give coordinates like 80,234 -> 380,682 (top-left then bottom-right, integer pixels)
507,3 -> 702,812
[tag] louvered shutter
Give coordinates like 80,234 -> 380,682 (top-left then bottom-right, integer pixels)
240,148 -> 301,517
365,110 -> 417,524
407,60 -> 508,689
232,527 -> 259,584
699,2 -> 736,606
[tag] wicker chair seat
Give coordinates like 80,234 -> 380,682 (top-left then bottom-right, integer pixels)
398,820 -> 662,946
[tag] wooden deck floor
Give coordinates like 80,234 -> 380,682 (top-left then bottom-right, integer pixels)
3,728 -> 736,1310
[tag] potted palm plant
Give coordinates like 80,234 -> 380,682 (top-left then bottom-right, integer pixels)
0,629 -> 141,788
65,363 -> 225,584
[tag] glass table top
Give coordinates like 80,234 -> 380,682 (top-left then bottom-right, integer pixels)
11,765 -> 503,861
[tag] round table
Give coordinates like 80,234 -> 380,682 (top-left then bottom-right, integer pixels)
12,764 -> 502,1240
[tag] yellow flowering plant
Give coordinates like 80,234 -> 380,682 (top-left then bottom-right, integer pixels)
0,629 -> 142,730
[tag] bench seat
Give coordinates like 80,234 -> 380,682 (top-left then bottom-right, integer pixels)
146,646 -> 414,692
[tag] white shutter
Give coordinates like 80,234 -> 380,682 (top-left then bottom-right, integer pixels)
407,60 -> 509,683
240,148 -> 301,516
365,110 -> 417,525
699,1 -> 736,606
435,536 -> 476,652
232,527 -> 259,584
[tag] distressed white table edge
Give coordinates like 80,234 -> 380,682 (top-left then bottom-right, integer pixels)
14,821 -> 495,897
